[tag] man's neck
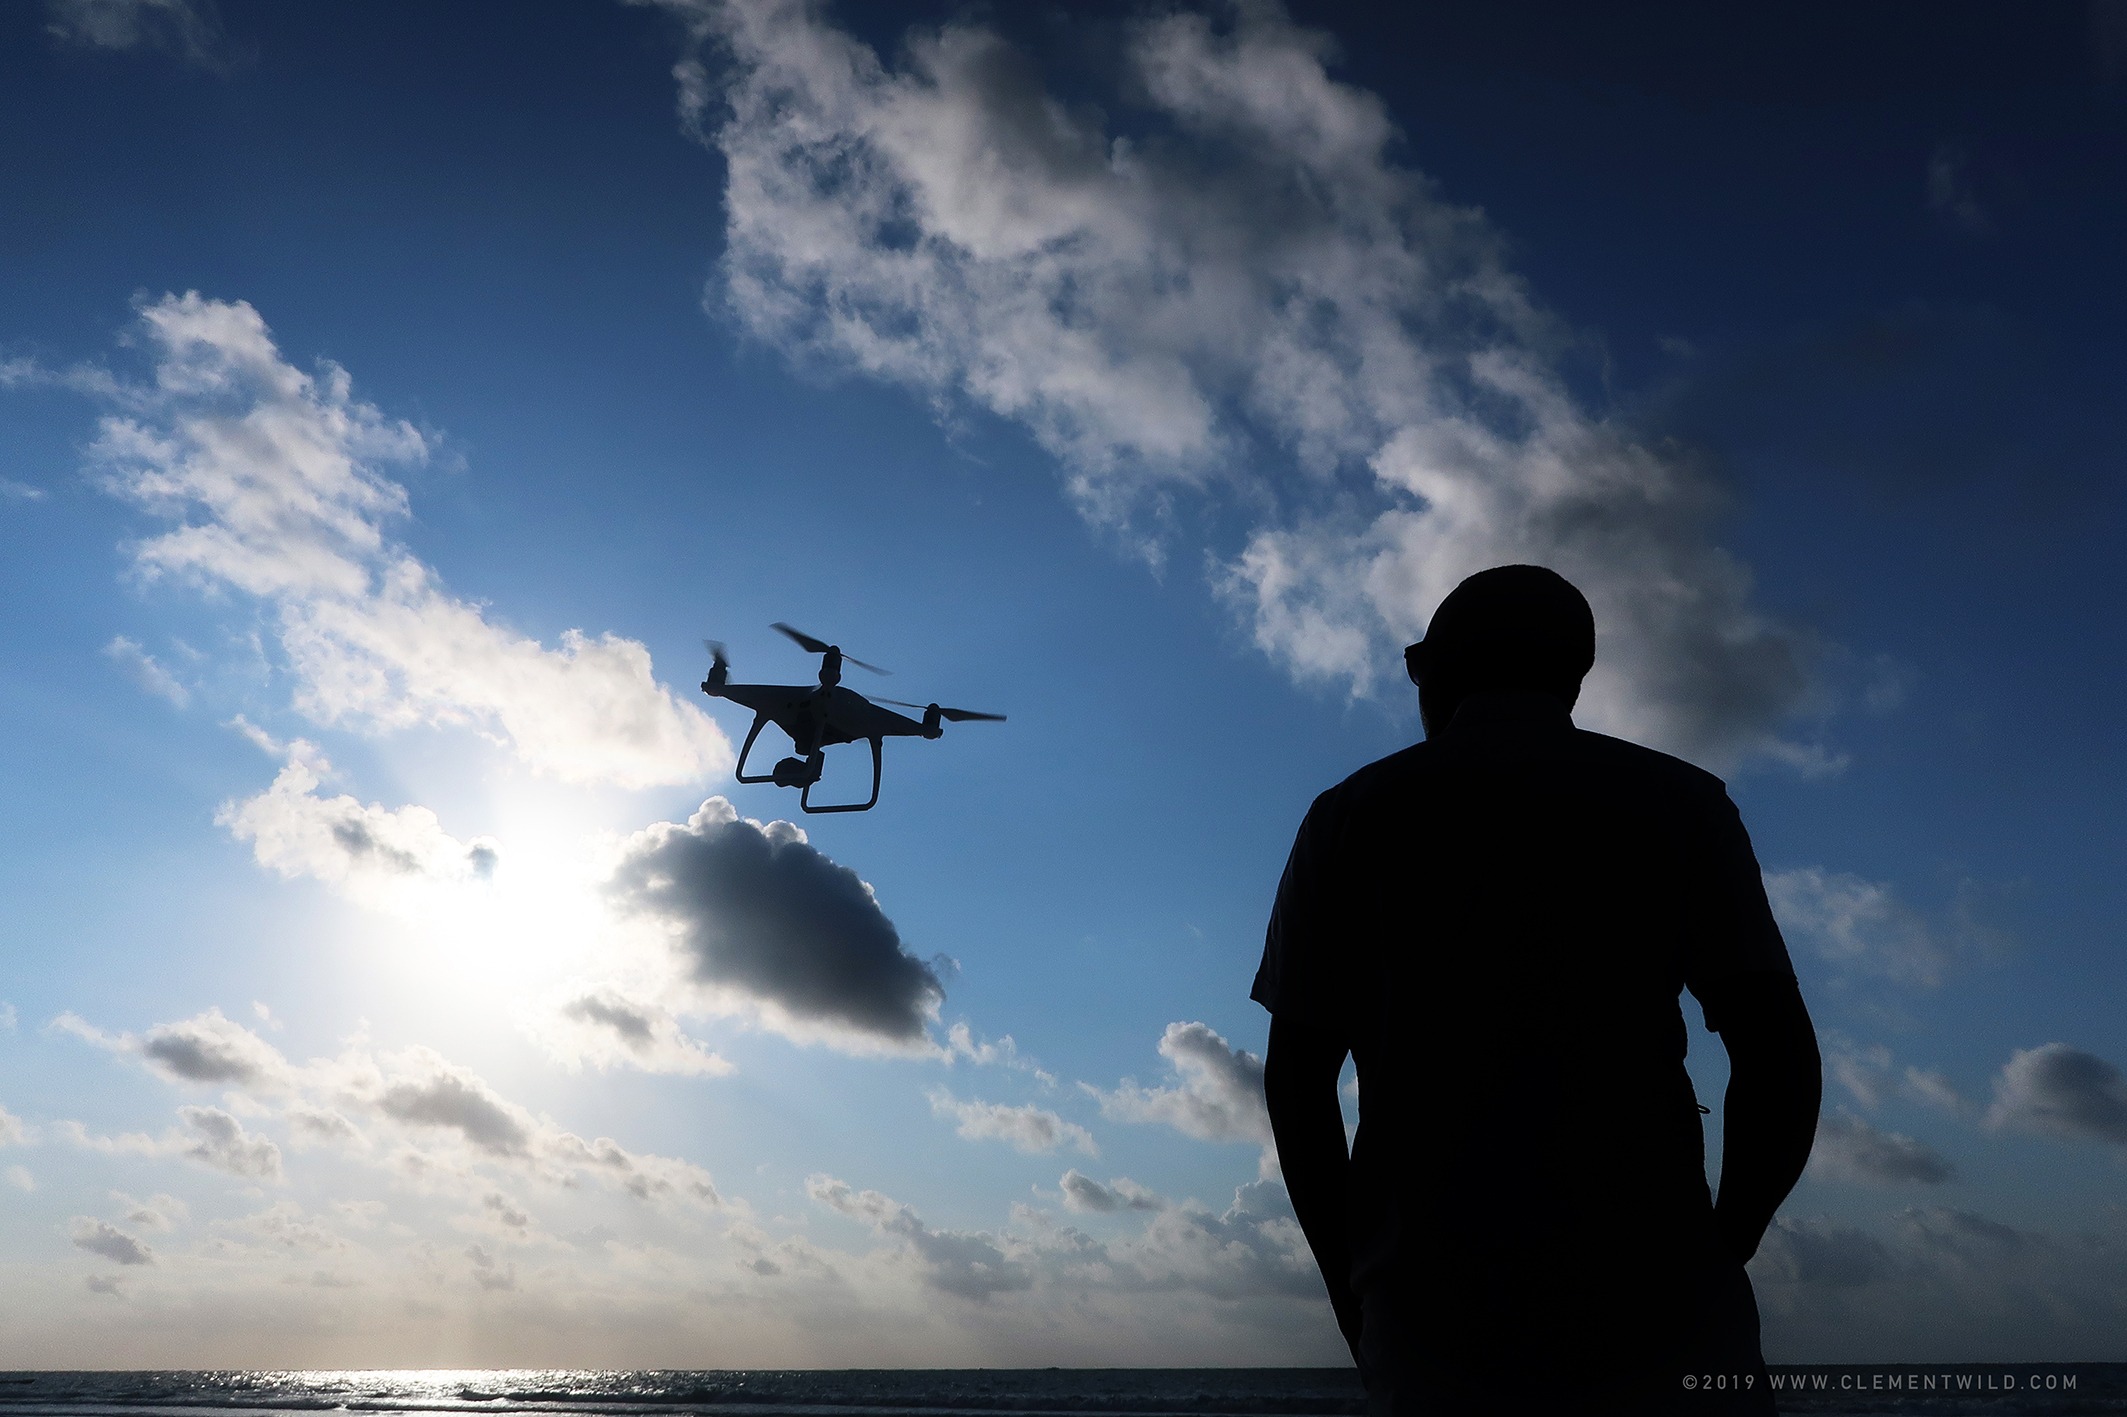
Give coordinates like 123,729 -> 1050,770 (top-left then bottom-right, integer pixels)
1441,689 -> 1575,734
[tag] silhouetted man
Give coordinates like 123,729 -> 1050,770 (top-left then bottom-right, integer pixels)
1255,565 -> 1820,1417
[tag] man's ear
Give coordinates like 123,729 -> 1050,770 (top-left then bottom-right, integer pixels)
1403,641 -> 1426,687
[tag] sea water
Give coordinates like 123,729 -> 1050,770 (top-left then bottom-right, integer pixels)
1,1367 -> 2122,1416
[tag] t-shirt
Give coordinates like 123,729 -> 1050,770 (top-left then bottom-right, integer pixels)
1252,691 -> 1795,1377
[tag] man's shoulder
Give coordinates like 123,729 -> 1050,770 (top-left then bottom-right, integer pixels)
1566,727 -> 1730,796
1316,727 -> 1729,814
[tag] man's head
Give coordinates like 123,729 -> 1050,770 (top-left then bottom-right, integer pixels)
1404,565 -> 1595,735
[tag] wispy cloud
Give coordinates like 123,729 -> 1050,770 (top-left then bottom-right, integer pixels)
1926,143 -> 1991,236
641,0 -> 1818,766
1763,867 -> 2004,989
43,0 -> 234,71
102,635 -> 190,707
68,292 -> 727,789
928,1091 -> 1095,1156
525,987 -> 734,1077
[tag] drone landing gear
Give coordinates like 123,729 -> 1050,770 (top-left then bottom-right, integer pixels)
801,738 -> 882,814
732,716 -> 883,813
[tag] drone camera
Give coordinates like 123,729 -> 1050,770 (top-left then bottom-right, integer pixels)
771,755 -> 823,789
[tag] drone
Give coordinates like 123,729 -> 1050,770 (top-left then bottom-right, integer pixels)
701,623 -> 1004,813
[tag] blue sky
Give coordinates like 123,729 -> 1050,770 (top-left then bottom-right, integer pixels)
1,0 -> 2125,1368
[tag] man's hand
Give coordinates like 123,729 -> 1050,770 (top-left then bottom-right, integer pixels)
1263,1012 -> 1363,1364
1700,973 -> 1821,1263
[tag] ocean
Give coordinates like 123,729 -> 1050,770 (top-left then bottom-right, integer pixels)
1,1367 -> 2123,1416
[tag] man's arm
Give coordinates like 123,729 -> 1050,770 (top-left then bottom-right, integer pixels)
1701,973 -> 1821,1263
1262,1011 -> 1363,1364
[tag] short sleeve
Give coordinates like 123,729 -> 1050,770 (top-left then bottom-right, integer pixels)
1252,791 -> 1345,1028
1679,788 -> 1796,1030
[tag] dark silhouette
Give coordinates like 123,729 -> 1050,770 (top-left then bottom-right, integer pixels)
1255,565 -> 1820,1417
700,624 -> 1003,813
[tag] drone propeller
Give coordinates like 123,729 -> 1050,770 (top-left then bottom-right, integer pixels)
703,638 -> 730,667
879,697 -> 1007,723
772,622 -> 890,675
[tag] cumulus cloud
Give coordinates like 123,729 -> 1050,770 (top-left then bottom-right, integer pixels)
929,1092 -> 1095,1156
71,1217 -> 154,1266
1752,1216 -> 1893,1290
139,1007 -> 289,1086
1059,1170 -> 1164,1214
1764,868 -> 1959,988
115,1192 -> 188,1231
103,635 -> 189,707
54,1006 -> 292,1090
43,0 -> 231,70
373,1054 -> 539,1159
1092,1022 -> 1272,1169
642,0 -> 1816,765
527,987 -> 734,1077
73,292 -> 727,788
217,737 -> 500,910
179,1105 -> 283,1179
0,1104 -> 29,1147
56,1104 -> 284,1180
1752,1204 -> 2127,1361
1984,1043 -> 2127,1148
57,1007 -> 724,1211
607,797 -> 944,1049
1809,1112 -> 1955,1186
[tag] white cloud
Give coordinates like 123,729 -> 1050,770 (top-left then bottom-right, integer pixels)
55,1105 -> 283,1180
1808,1112 -> 1955,1186
139,1007 -> 290,1087
1091,1022 -> 1272,1171
114,1191 -> 188,1231
1985,1043 -> 2127,1149
5,1165 -> 32,1192
1753,1205 -> 2127,1361
606,797 -> 944,1050
103,635 -> 190,707
808,1174 -> 1032,1301
75,292 -> 727,788
0,1104 -> 29,1147
43,0 -> 230,69
1764,867 -> 1958,988
646,0 -> 1817,766
0,477 -> 47,501
1822,1035 -> 1974,1118
178,1105 -> 283,1179
928,1091 -> 1095,1156
1058,1169 -> 1164,1214
526,987 -> 734,1077
56,1007 -> 726,1211
70,1216 -> 154,1266
216,736 -> 500,911
53,1006 -> 292,1089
